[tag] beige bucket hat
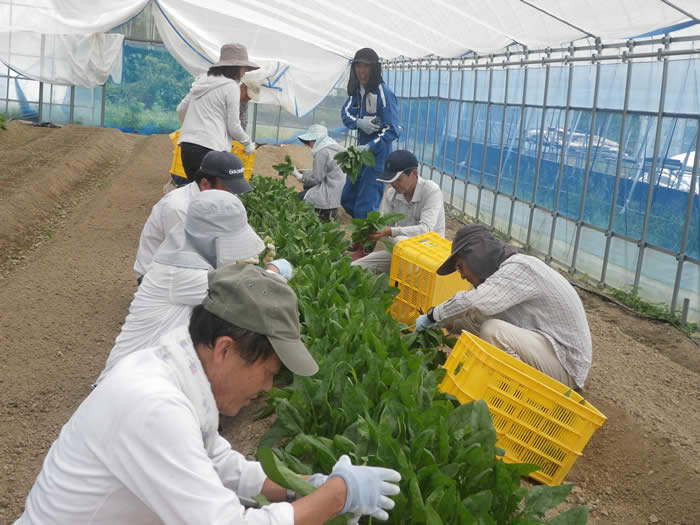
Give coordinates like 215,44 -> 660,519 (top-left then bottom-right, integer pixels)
212,43 -> 260,70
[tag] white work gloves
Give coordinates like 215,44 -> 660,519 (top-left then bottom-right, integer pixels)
307,473 -> 328,488
415,314 -> 436,332
356,116 -> 380,135
328,455 -> 401,521
293,167 -> 304,182
265,258 -> 294,281
244,142 -> 256,155
355,144 -> 370,153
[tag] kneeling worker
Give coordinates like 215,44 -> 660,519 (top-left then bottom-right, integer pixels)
415,224 -> 592,390
16,264 -> 401,524
352,149 -> 445,273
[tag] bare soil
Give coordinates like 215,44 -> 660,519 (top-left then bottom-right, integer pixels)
1,122 -> 699,524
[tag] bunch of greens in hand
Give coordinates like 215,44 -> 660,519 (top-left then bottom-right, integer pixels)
335,146 -> 375,184
272,155 -> 294,182
350,210 -> 404,251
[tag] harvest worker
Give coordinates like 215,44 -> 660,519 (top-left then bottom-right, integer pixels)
16,264 -> 402,524
177,43 -> 259,182
293,124 -> 346,222
134,150 -> 253,283
415,224 -> 592,390
98,190 -> 292,384
340,47 -> 399,220
351,150 -> 445,271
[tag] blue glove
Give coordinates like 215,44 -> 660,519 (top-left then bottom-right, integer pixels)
356,116 -> 380,134
266,258 -> 293,280
307,473 -> 328,488
328,455 -> 401,521
355,144 -> 370,153
415,314 -> 436,332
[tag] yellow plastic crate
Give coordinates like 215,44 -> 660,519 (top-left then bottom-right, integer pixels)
389,232 -> 471,326
169,130 -> 255,182
439,331 -> 606,485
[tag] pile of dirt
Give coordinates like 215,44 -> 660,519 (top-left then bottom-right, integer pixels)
0,122 -> 698,523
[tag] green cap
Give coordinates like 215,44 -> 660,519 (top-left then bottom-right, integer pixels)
203,264 -> 318,376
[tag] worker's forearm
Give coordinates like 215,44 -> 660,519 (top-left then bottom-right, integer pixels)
260,478 -> 287,502
291,477 -> 346,525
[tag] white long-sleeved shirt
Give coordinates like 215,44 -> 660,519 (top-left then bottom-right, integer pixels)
97,261 -> 209,383
433,253 -> 592,388
16,347 -> 294,525
133,182 -> 200,277
177,74 -> 252,152
381,176 -> 445,240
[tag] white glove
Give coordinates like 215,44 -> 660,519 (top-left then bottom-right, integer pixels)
293,168 -> 304,182
355,144 -> 370,153
328,455 -> 401,521
266,258 -> 293,281
414,314 -> 436,332
307,473 -> 328,488
356,116 -> 380,134
244,142 -> 256,154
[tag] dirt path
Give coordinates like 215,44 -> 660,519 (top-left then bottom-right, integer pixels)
1,122 -> 698,524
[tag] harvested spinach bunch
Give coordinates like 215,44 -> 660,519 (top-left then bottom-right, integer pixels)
350,210 -> 405,250
272,155 -> 294,182
335,146 -> 375,184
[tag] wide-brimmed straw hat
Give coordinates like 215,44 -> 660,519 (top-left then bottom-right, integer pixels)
212,43 -> 259,70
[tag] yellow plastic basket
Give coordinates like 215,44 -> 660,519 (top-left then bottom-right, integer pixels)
439,331 -> 606,485
169,130 -> 255,182
389,232 -> 471,327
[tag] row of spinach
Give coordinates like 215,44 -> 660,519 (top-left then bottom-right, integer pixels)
241,175 -> 587,524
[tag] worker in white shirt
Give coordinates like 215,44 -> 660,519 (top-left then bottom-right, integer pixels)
415,224 -> 592,389
98,190 -> 292,384
177,43 -> 258,182
16,264 -> 401,525
352,149 -> 445,273
134,150 -> 252,283
293,124 -> 346,222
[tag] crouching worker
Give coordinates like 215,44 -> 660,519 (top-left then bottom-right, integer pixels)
351,149 -> 445,271
294,124 -> 346,222
415,224 -> 592,390
15,264 -> 401,525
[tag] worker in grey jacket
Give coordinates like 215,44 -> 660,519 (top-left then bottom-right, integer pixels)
177,43 -> 259,182
294,124 -> 347,222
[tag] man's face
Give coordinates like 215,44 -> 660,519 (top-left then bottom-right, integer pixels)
354,62 -> 371,86
390,169 -> 415,195
207,339 -> 281,416
199,177 -> 232,193
455,257 -> 483,287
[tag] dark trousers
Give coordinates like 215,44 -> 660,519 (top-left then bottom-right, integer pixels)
297,191 -> 337,222
180,142 -> 212,182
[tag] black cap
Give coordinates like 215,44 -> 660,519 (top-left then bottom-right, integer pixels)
196,151 -> 252,194
352,48 -> 379,64
377,150 -> 419,183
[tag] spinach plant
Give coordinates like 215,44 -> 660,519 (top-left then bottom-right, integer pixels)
335,146 -> 376,184
349,210 -> 405,250
272,155 -> 295,182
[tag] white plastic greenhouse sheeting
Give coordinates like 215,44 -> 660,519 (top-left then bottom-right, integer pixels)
1,0 -> 699,114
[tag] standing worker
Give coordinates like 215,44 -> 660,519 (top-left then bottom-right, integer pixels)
177,43 -> 259,182
16,264 -> 402,524
340,47 -> 399,220
134,151 -> 252,283
352,150 -> 445,271
293,124 -> 347,222
415,224 -> 592,390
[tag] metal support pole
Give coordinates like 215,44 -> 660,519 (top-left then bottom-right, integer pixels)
571,62 -> 601,272
601,61 -> 633,284
476,67 -> 493,222
440,65 -> 454,192
251,103 -> 258,142
274,105 -> 282,144
461,69 -> 479,219
670,122 -> 700,313
450,63 -> 466,209
100,83 -> 106,127
491,67 -> 510,228
508,66 -> 529,238
38,82 -> 44,123
428,64 -> 442,181
405,65 -> 414,150
421,66 -> 434,169
69,86 -> 75,124
398,64 -> 406,147
633,50 -> 670,293
547,64 -> 574,263
526,64 -> 551,249
680,298 -> 690,330
412,63 -> 423,154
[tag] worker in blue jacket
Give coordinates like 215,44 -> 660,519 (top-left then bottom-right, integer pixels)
340,47 -> 399,221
